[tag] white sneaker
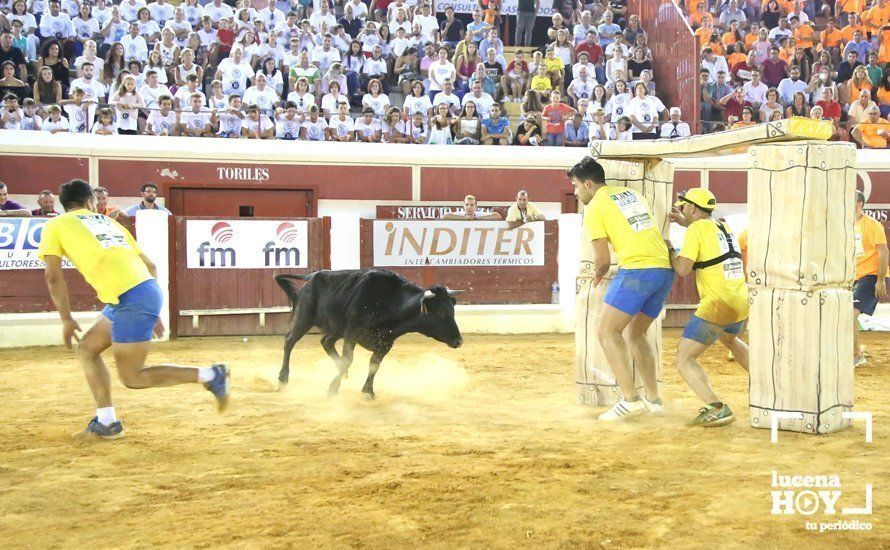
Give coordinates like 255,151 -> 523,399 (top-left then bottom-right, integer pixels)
599,398 -> 647,421
642,397 -> 665,415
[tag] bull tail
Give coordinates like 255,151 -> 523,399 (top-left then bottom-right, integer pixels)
274,273 -> 313,307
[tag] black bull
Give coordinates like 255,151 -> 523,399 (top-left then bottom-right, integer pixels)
275,269 -> 464,399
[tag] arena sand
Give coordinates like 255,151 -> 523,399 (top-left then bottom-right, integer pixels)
0,331 -> 887,549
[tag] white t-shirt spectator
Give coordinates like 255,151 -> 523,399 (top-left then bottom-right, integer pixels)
242,115 -> 274,136
139,83 -> 171,109
257,7 -> 286,34
776,77 -> 808,106
40,13 -> 75,39
606,92 -> 632,119
286,91 -> 316,113
217,58 -> 254,95
302,117 -> 328,140
42,116 -> 70,132
63,103 -> 94,133
243,85 -> 280,114
137,20 -> 161,40
121,34 -> 149,63
119,0 -> 146,22
275,114 -> 302,139
433,91 -> 460,114
415,14 -> 438,37
74,57 -> 105,79
701,56 -> 729,84
69,78 -> 106,102
628,95 -> 665,129
427,60 -> 456,91
198,27 -> 218,48
308,11 -> 336,33
217,111 -> 243,135
402,94 -> 433,116
147,2 -> 174,25
1,107 -> 22,130
321,92 -> 348,114
362,93 -> 391,116
311,46 -> 341,73
203,2 -> 234,23
569,77 -> 596,101
91,120 -> 116,134
461,92 -> 495,117
73,17 -> 100,42
354,117 -> 381,139
362,57 -> 387,77
21,113 -> 42,131
660,121 -> 691,138
146,110 -> 177,134
327,115 -> 355,139
399,119 -> 428,141
174,87 -> 207,108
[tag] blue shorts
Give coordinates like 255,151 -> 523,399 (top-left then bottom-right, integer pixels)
101,279 -> 163,343
604,268 -> 674,318
682,315 -> 745,346
853,275 -> 881,316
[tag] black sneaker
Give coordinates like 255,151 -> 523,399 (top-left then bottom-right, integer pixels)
204,364 -> 230,412
82,416 -> 125,440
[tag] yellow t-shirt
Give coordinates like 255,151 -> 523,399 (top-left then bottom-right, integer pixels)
506,202 -> 544,222
854,213 -> 888,279
37,209 -> 152,304
679,219 -> 749,325
530,75 -> 552,91
582,186 -> 670,269
543,57 -> 564,74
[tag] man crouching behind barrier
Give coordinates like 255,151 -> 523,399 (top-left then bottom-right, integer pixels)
39,179 -> 230,440
667,188 -> 749,427
567,157 -> 673,422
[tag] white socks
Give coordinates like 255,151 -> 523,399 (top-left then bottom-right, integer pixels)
198,367 -> 216,383
97,407 -> 117,426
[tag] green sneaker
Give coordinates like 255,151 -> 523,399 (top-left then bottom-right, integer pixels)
690,403 -> 736,427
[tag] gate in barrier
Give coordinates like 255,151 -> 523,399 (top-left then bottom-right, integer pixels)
171,216 -> 330,337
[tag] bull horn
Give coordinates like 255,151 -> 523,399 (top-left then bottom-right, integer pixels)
446,289 -> 466,296
423,290 -> 435,300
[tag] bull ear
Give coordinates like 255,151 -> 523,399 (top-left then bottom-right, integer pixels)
422,290 -> 436,300
446,288 -> 465,296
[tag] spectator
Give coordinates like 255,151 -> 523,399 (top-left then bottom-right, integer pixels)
742,68 -> 768,108
759,88 -> 783,121
94,186 -> 128,221
589,108 -> 614,140
513,112 -> 542,145
428,102 -> 454,144
354,107 -> 383,143
0,62 -> 27,102
761,47 -> 788,88
660,107 -> 691,138
815,87 -> 842,121
31,190 -> 61,217
0,29 -> 27,82
777,65 -> 808,105
145,95 -> 176,135
440,7 -> 465,48
507,190 -> 546,223
598,10 -> 621,49
836,50 -> 862,86
564,112 -> 589,146
41,104 -> 70,133
481,102 -> 511,145
0,182 -> 31,217
628,82 -> 664,138
731,106 -> 757,128
515,0 -> 540,47
300,105 -> 327,141
846,65 -> 873,105
865,52 -> 883,88
786,90 -> 811,118
91,107 -> 117,134
878,73 -> 890,118
848,88 -> 878,125
462,79 -> 495,117
427,46 -> 457,101
819,18 -> 844,59
719,0 -> 748,30
108,74 -> 144,135
124,183 -> 172,216
613,115 -> 633,140
567,65 -> 595,106
443,195 -> 502,220
19,99 -> 42,131
453,101 -> 482,145
402,111 -> 429,144
542,90 -> 574,145
36,41 -> 70,97
768,16 -> 793,44
852,106 -> 889,149
842,30 -> 872,62
719,86 -> 752,122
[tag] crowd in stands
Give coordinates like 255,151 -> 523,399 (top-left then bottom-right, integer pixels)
0,0 -> 886,147
689,0 -> 890,148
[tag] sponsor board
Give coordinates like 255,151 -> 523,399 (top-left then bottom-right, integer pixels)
376,205 -> 509,220
373,220 -> 545,267
450,0 -> 555,16
186,219 -> 309,269
0,218 -> 74,270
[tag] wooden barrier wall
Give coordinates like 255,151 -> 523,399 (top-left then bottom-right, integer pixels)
358,219 -> 560,304
171,217 -> 330,337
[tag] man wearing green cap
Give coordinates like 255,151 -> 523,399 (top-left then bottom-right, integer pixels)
667,188 -> 750,427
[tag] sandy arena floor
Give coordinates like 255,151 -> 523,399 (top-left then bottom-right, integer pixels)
0,330 -> 887,548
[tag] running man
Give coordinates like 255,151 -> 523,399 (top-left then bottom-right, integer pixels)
667,188 -> 749,427
853,190 -> 888,367
39,179 -> 230,440
568,157 -> 674,421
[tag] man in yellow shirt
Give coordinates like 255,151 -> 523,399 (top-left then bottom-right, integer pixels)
852,106 -> 890,149
853,190 -> 888,367
666,189 -> 749,427
568,157 -> 673,422
505,190 -> 545,225
38,180 -> 230,440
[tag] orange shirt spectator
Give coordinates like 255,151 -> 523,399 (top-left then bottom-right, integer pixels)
820,26 -> 844,49
864,2 -> 890,34
745,29 -> 759,50
779,43 -> 796,62
727,50 -> 747,69
695,21 -> 714,49
722,30 -> 742,50
852,111 -> 890,149
877,85 -> 890,106
709,39 -> 726,57
836,0 -> 866,16
842,22 -> 868,44
794,24 -> 815,49
689,2 -> 707,28
762,0 -> 793,13
879,29 -> 890,63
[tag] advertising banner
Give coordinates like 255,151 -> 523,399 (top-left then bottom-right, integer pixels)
373,220 -> 545,267
0,218 -> 73,270
186,220 -> 309,269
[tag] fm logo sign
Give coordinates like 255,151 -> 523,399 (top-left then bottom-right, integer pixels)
196,222 -> 236,267
263,222 -> 302,267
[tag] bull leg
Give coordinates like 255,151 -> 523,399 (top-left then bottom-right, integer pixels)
326,339 -> 356,397
278,315 -> 313,387
361,348 -> 390,400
